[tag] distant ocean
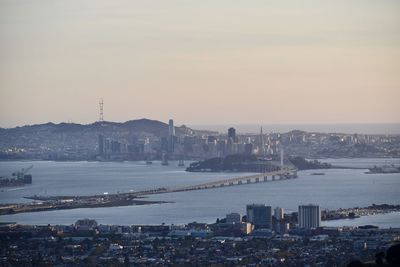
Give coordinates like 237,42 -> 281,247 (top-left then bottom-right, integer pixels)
189,123 -> 400,135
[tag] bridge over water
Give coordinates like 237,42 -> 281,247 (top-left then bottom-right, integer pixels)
135,168 -> 298,196
9,169 -> 298,216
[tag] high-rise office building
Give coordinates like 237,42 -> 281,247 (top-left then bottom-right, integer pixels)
228,127 -> 236,139
259,126 -> 266,157
169,119 -> 175,137
274,207 -> 284,220
246,204 -> 272,229
298,204 -> 321,229
168,119 -> 175,153
228,127 -> 238,143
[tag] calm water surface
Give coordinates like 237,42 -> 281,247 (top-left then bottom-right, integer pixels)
0,159 -> 399,226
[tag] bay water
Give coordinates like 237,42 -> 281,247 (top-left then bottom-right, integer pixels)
0,159 -> 399,227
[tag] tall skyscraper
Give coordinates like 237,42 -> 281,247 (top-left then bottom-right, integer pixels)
246,204 -> 272,229
168,119 -> 175,153
228,127 -> 236,142
298,204 -> 321,229
259,126 -> 266,157
168,119 -> 175,137
274,207 -> 284,220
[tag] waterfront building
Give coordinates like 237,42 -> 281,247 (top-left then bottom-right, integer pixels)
75,219 -> 98,231
274,207 -> 284,220
246,204 -> 272,229
244,143 -> 253,155
298,204 -> 321,229
226,213 -> 241,224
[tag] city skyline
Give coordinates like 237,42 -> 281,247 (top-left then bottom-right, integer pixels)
1,1 -> 399,265
1,0 -> 400,127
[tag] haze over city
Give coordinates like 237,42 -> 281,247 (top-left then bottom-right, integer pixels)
1,0 -> 400,127
1,1 -> 400,266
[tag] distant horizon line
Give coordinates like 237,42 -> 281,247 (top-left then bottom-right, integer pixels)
2,119 -> 400,129
190,122 -> 400,126
1,119 -> 400,135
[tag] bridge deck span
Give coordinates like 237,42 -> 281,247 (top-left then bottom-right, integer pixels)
135,169 -> 298,196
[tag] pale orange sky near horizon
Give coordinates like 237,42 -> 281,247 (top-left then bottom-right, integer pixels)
0,0 -> 399,128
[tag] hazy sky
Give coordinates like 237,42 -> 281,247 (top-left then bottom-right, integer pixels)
1,0 -> 399,127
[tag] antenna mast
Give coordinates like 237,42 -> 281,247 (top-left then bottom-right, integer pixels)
99,98 -> 104,122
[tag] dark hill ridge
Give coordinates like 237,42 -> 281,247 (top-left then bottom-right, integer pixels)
0,119 -> 193,136
2,118 -> 166,132
0,119 -> 201,157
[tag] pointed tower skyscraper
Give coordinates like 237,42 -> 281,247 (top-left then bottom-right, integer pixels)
260,126 -> 266,157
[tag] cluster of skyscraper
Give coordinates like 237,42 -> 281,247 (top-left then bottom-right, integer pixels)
225,204 -> 321,233
98,134 -> 122,155
97,120 -> 176,159
96,118 -> 285,161
97,134 -> 153,156
161,119 -> 177,154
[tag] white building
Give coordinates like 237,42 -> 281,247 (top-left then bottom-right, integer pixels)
274,207 -> 284,220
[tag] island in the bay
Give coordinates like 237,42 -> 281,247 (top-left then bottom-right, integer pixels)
185,154 -> 332,172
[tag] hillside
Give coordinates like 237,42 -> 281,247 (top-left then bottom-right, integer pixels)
0,119 -> 200,159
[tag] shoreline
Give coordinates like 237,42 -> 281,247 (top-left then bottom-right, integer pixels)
1,156 -> 399,162
0,196 -> 171,216
1,207 -> 399,229
322,204 -> 400,221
